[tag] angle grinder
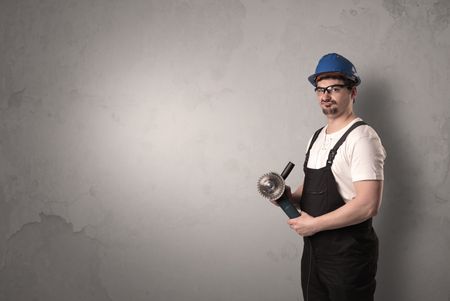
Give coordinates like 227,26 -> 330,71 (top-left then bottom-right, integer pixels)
257,162 -> 301,219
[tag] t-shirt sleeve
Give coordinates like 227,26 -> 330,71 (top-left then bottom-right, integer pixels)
350,135 -> 386,182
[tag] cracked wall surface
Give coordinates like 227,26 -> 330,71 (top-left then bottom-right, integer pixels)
0,0 -> 449,300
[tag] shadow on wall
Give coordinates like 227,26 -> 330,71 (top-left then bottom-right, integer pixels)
356,77 -> 422,301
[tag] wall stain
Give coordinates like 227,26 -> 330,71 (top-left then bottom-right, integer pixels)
383,0 -> 407,18
428,0 -> 450,32
7,88 -> 26,109
383,0 -> 449,32
0,213 -> 111,301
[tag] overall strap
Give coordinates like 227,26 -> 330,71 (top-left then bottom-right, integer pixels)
326,121 -> 367,166
304,126 -> 324,170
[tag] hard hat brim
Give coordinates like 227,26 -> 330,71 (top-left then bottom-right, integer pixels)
308,72 -> 361,87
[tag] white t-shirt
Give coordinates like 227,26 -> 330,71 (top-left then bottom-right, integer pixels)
305,118 -> 386,202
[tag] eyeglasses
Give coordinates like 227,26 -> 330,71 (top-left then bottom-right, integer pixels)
314,84 -> 349,96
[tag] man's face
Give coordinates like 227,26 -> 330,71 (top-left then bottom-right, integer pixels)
315,78 -> 355,118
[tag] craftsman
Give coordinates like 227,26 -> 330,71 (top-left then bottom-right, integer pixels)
286,53 -> 386,301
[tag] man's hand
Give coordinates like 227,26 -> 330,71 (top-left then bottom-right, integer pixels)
287,211 -> 319,237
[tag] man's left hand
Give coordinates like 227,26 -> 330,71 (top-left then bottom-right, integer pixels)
287,211 -> 319,237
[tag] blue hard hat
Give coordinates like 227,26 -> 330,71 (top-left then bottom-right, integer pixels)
308,53 -> 361,86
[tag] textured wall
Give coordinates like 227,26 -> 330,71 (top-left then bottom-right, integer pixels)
0,0 -> 449,300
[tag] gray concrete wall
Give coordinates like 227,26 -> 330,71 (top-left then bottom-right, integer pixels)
0,0 -> 449,300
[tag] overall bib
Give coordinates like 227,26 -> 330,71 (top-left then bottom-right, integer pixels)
300,121 -> 378,301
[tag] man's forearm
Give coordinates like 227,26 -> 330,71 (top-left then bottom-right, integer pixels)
288,180 -> 383,236
290,185 -> 303,209
314,195 -> 379,232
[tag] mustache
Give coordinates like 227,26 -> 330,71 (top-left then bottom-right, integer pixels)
321,99 -> 337,105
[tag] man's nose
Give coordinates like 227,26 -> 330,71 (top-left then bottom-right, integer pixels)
322,91 -> 332,100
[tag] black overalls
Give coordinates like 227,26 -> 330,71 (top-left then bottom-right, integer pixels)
300,121 -> 378,301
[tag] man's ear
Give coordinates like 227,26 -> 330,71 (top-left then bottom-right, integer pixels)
351,87 -> 357,104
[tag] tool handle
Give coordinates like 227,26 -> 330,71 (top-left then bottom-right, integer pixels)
280,162 -> 295,180
277,194 -> 301,218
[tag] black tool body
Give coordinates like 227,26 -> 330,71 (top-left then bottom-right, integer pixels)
277,162 -> 300,218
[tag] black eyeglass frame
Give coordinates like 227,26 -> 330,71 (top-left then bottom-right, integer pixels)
314,84 -> 351,95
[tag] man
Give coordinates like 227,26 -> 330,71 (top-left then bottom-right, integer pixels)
285,53 -> 386,301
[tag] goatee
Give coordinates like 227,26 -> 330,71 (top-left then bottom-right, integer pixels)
322,107 -> 338,115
